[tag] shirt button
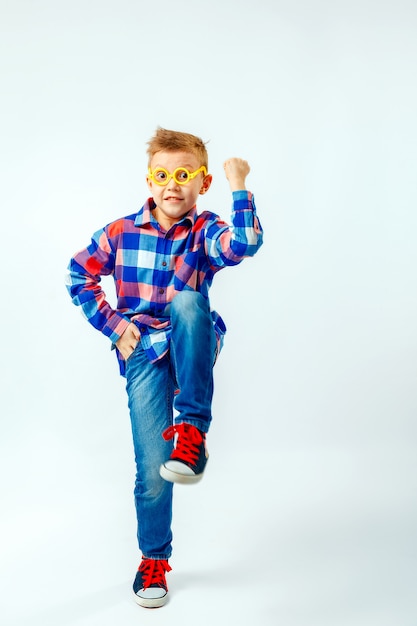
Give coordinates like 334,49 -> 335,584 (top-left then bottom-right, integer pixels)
162,261 -> 167,267
159,288 -> 165,294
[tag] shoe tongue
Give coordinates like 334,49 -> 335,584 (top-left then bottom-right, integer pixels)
182,423 -> 203,443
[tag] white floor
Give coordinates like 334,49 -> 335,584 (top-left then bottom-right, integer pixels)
2,427 -> 416,626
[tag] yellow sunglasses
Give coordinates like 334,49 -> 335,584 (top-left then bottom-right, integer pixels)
148,165 -> 207,186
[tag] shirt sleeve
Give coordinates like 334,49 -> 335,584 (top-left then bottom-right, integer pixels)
65,227 -> 130,343
204,190 -> 263,268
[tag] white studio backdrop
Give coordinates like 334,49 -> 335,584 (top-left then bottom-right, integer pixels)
1,1 -> 416,625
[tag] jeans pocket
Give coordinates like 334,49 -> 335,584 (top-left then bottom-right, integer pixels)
126,341 -> 141,363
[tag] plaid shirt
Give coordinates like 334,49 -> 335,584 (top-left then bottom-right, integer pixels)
66,190 -> 263,375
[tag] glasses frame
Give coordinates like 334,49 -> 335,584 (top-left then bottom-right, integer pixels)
148,165 -> 207,186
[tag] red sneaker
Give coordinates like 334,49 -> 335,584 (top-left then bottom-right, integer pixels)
160,423 -> 209,484
133,558 -> 172,608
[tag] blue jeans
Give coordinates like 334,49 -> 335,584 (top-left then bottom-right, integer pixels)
125,291 -> 217,559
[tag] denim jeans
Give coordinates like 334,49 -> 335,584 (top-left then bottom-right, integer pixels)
125,291 -> 217,559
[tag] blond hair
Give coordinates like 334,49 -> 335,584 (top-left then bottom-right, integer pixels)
146,127 -> 208,169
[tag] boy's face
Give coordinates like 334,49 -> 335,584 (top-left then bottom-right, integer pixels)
146,150 -> 212,230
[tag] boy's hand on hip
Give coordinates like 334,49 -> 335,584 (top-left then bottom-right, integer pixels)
116,323 -> 141,360
223,158 -> 250,191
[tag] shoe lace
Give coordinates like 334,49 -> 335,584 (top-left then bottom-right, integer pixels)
138,558 -> 172,589
163,423 -> 204,465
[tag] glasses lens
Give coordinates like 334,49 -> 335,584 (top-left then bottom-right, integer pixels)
173,168 -> 190,184
153,169 -> 169,185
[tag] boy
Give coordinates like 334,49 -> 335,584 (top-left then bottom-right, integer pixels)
66,127 -> 263,608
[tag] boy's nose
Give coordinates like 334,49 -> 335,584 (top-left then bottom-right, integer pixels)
167,177 -> 180,189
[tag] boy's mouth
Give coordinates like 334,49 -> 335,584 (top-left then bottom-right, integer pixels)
164,195 -> 183,202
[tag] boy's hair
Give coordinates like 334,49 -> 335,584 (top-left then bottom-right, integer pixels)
146,127 -> 208,169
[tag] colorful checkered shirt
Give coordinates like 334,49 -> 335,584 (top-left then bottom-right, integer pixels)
66,190 -> 263,375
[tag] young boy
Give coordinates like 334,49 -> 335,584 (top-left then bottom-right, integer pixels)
66,128 -> 263,608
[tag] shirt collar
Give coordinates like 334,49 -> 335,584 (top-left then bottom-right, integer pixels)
134,198 -> 198,228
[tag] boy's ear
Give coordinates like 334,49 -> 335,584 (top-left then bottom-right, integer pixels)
199,174 -> 213,195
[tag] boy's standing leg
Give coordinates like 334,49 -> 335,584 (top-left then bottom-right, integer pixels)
126,290 -> 217,608
160,290 -> 217,484
125,345 -> 175,608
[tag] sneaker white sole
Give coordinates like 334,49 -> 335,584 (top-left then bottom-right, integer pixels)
159,461 -> 205,484
133,590 -> 168,609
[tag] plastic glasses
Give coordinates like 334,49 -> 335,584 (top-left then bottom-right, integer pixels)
148,165 -> 207,186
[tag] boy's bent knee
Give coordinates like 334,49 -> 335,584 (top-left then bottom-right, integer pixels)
171,291 -> 208,316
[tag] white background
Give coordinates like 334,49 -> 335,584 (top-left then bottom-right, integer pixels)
1,0 -> 416,624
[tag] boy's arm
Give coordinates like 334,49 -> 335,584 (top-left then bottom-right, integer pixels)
66,227 -> 131,343
205,158 -> 263,267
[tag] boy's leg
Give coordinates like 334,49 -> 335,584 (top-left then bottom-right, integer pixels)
125,344 -> 175,559
170,290 -> 217,433
160,291 -> 217,484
